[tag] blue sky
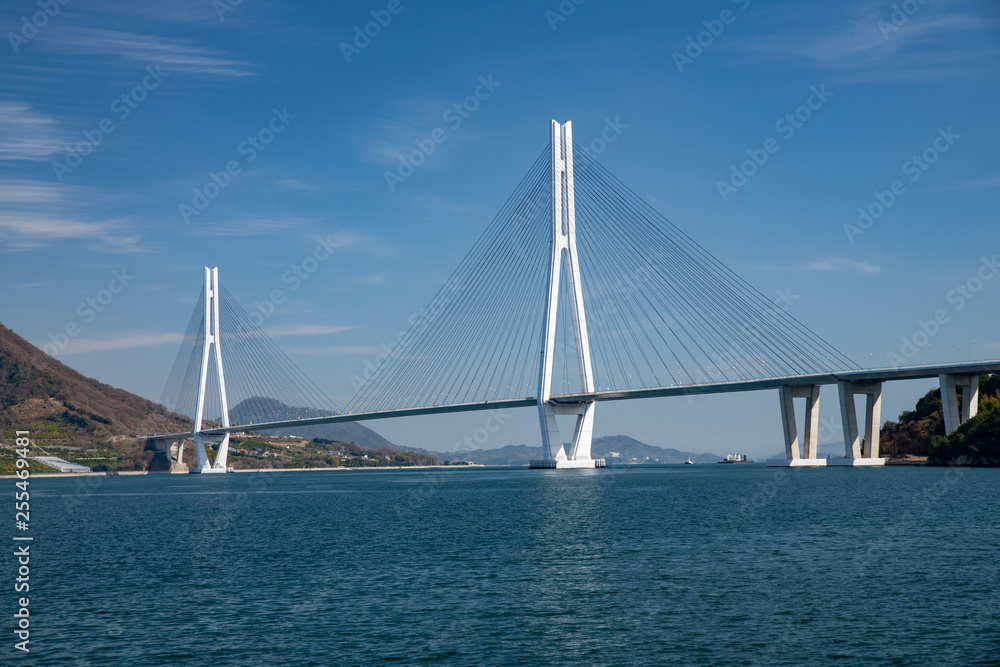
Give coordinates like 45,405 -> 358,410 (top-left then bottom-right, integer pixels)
1,0 -> 998,458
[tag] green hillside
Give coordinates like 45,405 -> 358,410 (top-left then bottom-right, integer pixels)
880,374 -> 1000,465
0,322 -> 192,470
0,322 -> 413,473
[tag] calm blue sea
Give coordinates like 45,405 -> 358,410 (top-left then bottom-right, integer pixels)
9,465 -> 1000,666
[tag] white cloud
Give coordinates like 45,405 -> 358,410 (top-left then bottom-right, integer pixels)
45,27 -> 254,77
285,345 -> 385,355
0,178 -> 146,253
734,3 -> 999,80
264,324 -> 359,337
0,179 -> 67,203
762,257 -> 881,274
799,258 -> 881,274
938,174 -> 1000,192
0,211 -> 142,253
189,216 -> 316,238
276,179 -> 317,191
0,102 -> 66,161
53,332 -> 184,355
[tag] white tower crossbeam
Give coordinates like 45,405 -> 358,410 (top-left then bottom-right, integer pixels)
191,266 -> 232,474
531,121 -> 604,470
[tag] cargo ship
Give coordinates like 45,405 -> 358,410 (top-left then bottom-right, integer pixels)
718,454 -> 753,464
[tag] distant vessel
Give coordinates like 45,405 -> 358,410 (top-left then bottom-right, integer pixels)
684,458 -> 696,465
718,454 -> 753,464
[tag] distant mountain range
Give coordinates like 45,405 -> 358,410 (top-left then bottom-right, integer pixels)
442,434 -> 723,466
0,319 -> 729,470
229,397 -> 396,451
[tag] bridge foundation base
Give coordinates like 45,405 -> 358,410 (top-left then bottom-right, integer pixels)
766,458 -> 827,467
530,458 -> 606,469
189,465 -> 230,474
827,457 -> 886,466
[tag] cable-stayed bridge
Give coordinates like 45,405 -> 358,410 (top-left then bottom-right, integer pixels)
149,121 -> 1000,472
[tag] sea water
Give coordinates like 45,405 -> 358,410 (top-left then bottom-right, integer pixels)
11,465 -> 1000,665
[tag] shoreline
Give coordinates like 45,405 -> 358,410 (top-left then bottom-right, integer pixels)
0,463 -> 484,479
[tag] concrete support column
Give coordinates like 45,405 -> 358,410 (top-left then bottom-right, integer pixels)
838,382 -> 860,458
778,385 -> 821,460
940,374 -> 979,435
862,385 -> 882,459
778,385 -> 799,460
803,385 -> 821,460
837,381 -> 883,461
773,385 -> 822,466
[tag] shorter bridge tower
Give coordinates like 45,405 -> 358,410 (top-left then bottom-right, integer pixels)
531,121 -> 604,469
191,266 -> 232,473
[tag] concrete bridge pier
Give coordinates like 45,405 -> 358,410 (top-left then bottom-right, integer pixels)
830,380 -> 886,466
530,120 -> 605,470
940,373 -> 979,435
769,385 -> 826,466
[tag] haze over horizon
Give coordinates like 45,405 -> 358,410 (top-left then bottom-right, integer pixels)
1,0 -> 998,458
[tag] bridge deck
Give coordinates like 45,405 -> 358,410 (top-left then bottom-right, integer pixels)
145,360 -> 1000,441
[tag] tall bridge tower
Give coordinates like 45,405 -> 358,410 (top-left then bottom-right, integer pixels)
531,121 -> 603,469
191,266 -> 232,473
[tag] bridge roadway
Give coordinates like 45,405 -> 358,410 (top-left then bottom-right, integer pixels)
147,360 -> 1000,442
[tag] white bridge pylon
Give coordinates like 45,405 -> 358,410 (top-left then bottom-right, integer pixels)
191,266 -> 232,473
531,121 -> 604,469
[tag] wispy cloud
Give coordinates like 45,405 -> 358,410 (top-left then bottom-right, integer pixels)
53,331 -> 184,355
801,258 -> 881,273
285,345 -> 384,355
357,91 -> 488,166
0,179 -> 67,203
44,27 -> 254,77
189,216 -> 316,237
0,101 -> 66,161
763,257 -> 881,274
736,2 -> 999,80
937,174 -> 1000,192
0,178 -> 144,253
276,179 -> 317,191
264,324 -> 359,337
0,212 -> 116,241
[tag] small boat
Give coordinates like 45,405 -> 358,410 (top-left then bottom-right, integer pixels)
684,458 -> 696,465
